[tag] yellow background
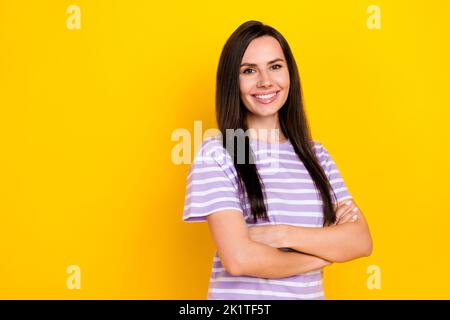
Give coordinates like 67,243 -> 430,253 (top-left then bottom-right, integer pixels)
1,0 -> 449,299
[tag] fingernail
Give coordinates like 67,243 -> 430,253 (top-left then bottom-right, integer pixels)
352,207 -> 358,212
352,214 -> 358,221
345,201 -> 352,206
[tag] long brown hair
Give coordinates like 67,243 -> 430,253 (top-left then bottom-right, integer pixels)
216,20 -> 337,226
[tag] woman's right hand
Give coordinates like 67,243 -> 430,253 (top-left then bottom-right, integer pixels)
333,200 -> 359,225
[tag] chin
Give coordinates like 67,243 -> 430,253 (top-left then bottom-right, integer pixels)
251,109 -> 280,118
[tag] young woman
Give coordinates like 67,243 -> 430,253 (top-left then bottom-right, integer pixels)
183,20 -> 372,300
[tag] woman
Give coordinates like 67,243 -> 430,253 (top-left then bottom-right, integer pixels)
182,20 -> 372,300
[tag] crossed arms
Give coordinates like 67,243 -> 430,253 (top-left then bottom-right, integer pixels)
206,200 -> 373,279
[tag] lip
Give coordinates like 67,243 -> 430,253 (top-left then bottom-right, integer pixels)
251,90 -> 280,104
252,90 -> 279,96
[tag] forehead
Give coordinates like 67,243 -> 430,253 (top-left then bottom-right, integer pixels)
241,36 -> 285,63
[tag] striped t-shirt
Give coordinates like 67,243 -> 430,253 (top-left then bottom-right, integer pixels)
182,136 -> 352,300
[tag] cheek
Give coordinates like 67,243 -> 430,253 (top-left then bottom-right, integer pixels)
239,78 -> 254,95
275,72 -> 290,88
239,80 -> 256,104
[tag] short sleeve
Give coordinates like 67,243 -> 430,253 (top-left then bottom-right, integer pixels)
314,141 -> 353,203
182,138 -> 244,223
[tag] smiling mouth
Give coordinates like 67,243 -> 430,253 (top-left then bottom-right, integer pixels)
252,91 -> 280,104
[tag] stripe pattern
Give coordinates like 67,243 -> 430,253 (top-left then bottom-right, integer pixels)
182,136 -> 352,300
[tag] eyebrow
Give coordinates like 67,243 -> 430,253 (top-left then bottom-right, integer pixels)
240,58 -> 285,68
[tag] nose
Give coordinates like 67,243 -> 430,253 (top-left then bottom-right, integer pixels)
257,70 -> 272,87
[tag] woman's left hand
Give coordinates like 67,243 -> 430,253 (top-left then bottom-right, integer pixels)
248,224 -> 287,248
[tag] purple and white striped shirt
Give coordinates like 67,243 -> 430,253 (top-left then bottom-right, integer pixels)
182,136 -> 352,300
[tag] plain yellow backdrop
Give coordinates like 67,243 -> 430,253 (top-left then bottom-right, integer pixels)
0,0 -> 449,299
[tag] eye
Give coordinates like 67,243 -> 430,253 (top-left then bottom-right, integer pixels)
241,64 -> 282,74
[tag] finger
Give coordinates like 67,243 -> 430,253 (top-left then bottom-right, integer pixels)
335,200 -> 355,220
333,201 -> 339,211
338,211 -> 352,223
335,202 -> 358,224
338,207 -> 360,224
333,200 -> 350,211
339,210 -> 358,224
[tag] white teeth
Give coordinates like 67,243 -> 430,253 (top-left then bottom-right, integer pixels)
254,92 -> 277,99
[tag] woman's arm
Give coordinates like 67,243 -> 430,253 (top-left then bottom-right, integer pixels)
207,210 -> 332,278
235,239 -> 331,278
282,212 -> 373,263
249,200 -> 373,263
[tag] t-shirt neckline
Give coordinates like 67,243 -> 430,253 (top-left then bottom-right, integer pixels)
249,137 -> 290,148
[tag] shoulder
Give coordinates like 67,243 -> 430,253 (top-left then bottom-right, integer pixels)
311,140 -> 339,168
186,135 -> 239,190
311,139 -> 327,160
192,135 -> 230,167
198,135 -> 224,153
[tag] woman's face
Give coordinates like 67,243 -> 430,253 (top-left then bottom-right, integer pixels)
239,36 -> 290,121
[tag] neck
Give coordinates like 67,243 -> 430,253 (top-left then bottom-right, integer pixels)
245,113 -> 286,143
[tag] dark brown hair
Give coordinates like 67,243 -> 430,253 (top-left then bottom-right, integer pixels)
216,20 -> 337,226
